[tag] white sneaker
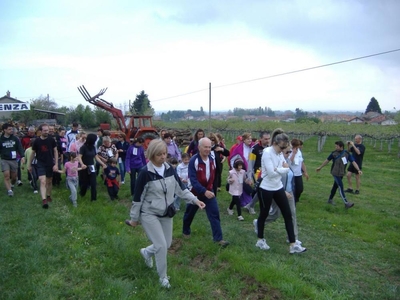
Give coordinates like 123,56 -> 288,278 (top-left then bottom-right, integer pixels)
121,181 -> 125,184
33,190 -> 38,194
286,239 -> 302,246
290,244 -> 307,254
255,238 -> 270,250
159,276 -> 171,288
17,180 -> 23,186
253,219 -> 258,234
237,215 -> 244,221
227,208 -> 234,215
248,207 -> 256,215
8,190 -> 13,197
140,248 -> 153,268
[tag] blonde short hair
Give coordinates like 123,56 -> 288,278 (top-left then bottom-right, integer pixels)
103,136 -> 112,143
146,139 -> 167,162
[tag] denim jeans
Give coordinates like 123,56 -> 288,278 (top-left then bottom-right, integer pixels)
182,196 -> 223,242
66,176 -> 78,205
174,183 -> 188,210
118,160 -> 126,182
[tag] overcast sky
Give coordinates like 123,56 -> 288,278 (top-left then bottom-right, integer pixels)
1,0 -> 399,114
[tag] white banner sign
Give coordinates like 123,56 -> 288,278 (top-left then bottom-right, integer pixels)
0,103 -> 30,111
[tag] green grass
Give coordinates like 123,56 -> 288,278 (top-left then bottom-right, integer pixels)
0,136 -> 399,299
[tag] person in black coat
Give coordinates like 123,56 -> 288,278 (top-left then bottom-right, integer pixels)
209,132 -> 229,196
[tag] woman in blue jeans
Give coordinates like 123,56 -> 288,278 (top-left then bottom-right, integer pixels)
125,137 -> 146,195
116,133 -> 130,184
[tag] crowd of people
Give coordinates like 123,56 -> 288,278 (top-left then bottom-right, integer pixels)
0,123 -> 366,289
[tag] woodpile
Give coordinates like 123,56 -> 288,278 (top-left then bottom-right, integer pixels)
169,129 -> 193,147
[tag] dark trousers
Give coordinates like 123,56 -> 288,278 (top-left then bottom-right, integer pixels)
107,185 -> 119,199
79,170 -> 97,201
95,161 -> 101,176
129,168 -> 141,196
29,165 -> 39,190
329,176 -> 348,203
257,187 -> 295,243
293,175 -> 304,203
183,197 -> 223,242
229,195 -> 242,216
17,160 -> 22,181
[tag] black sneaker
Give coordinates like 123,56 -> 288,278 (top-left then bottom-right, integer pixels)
345,188 -> 354,193
42,199 -> 49,209
355,190 -> 360,194
345,202 -> 354,209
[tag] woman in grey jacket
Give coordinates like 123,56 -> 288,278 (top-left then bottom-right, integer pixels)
125,139 -> 205,289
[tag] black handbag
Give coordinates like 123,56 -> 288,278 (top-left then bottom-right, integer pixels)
166,203 -> 176,218
225,182 -> 230,191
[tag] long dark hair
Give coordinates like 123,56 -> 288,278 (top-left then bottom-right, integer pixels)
85,133 -> 97,149
194,128 -> 204,142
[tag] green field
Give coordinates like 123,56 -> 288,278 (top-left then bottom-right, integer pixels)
0,136 -> 399,299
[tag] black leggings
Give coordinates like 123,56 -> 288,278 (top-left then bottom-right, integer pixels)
257,187 -> 295,243
229,195 -> 242,216
293,175 -> 304,203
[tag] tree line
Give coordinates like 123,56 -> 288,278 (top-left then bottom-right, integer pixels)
10,90 -> 154,129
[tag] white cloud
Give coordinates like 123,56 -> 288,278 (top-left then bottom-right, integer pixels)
0,0 -> 399,113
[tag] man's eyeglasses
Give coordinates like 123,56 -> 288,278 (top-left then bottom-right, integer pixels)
279,145 -> 287,150
284,151 -> 292,154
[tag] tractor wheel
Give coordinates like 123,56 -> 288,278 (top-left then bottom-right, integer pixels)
141,133 -> 159,149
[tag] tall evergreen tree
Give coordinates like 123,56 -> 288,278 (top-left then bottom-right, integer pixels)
130,91 -> 154,115
365,97 -> 382,114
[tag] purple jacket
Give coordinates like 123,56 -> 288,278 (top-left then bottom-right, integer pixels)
125,144 -> 146,172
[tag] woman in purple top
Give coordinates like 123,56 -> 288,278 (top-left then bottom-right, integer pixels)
125,137 -> 146,196
186,129 -> 204,157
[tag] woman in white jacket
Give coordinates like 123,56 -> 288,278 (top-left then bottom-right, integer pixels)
255,128 -> 306,254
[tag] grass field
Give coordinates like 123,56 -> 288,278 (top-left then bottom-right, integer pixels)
0,136 -> 399,299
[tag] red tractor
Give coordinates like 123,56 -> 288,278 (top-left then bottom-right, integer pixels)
77,85 -> 159,148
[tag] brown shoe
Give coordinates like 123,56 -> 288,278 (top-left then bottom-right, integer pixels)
217,240 -> 230,248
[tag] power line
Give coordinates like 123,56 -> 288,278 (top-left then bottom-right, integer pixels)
152,48 -> 400,102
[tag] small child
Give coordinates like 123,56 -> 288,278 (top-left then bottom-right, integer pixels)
168,156 -> 179,169
174,153 -> 190,210
57,152 -> 81,207
104,157 -> 120,200
21,138 -> 38,194
227,158 -> 246,221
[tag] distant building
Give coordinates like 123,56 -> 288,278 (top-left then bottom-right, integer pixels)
347,117 -> 364,124
381,119 -> 397,126
369,114 -> 386,125
0,91 -> 27,121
